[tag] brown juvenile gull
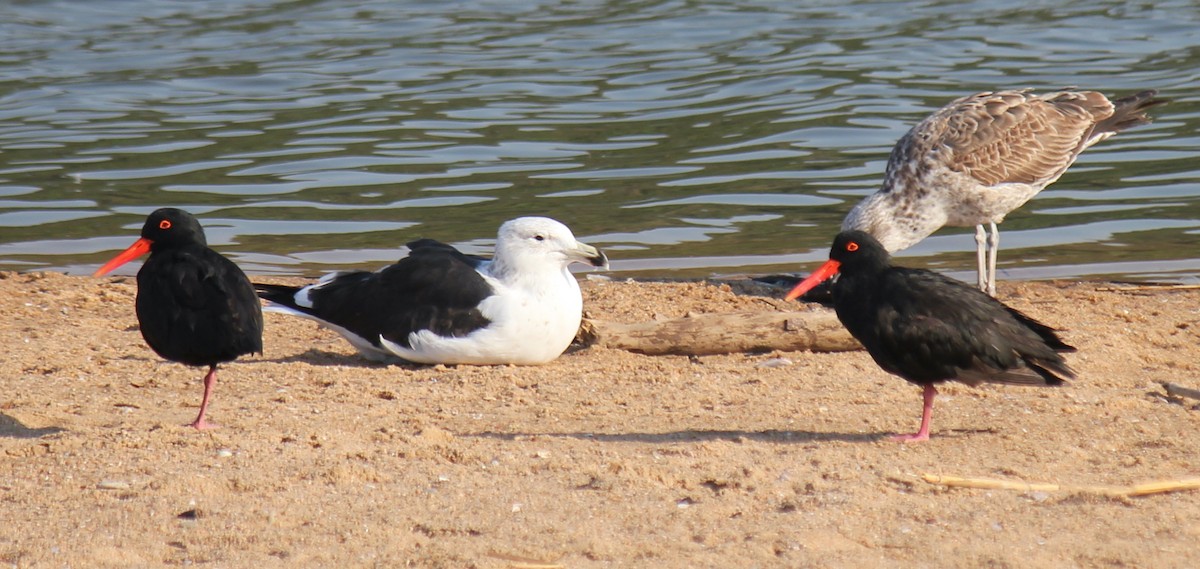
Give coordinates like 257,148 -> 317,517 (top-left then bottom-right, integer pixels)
842,89 -> 1167,295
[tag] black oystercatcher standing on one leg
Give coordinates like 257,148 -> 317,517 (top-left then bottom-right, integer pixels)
785,230 -> 1076,442
94,208 -> 263,430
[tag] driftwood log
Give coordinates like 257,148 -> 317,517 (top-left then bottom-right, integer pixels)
580,310 -> 860,356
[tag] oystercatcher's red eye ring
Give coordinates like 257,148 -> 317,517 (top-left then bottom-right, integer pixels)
159,220 -> 172,230
846,241 -> 859,252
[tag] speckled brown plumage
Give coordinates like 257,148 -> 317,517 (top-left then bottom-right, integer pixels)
843,89 -> 1167,295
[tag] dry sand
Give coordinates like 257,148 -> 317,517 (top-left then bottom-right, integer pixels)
2,271 -> 1199,568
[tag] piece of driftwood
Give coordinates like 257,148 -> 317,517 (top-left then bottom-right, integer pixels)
580,310 -> 860,356
1162,382 -> 1200,402
922,474 -> 1200,498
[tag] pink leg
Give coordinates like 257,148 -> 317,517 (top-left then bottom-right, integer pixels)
189,365 -> 220,430
892,384 -> 937,443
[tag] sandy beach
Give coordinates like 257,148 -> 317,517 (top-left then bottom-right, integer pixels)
2,270 -> 1199,567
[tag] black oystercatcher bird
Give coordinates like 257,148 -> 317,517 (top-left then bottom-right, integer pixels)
843,89 -> 1167,295
94,208 -> 263,430
255,216 -> 608,365
785,230 -> 1075,442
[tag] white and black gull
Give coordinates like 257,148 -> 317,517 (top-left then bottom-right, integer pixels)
256,217 -> 608,365
842,89 -> 1166,296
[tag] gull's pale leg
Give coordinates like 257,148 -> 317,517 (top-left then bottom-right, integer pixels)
987,222 -> 999,297
975,224 -> 988,293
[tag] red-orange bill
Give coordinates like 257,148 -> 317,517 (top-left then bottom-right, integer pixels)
93,238 -> 152,277
784,259 -> 841,301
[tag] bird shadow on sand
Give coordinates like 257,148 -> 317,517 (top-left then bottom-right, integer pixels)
0,413 -> 63,439
257,349 -> 422,369
258,349 -> 373,367
924,427 -> 998,439
466,428 -> 887,445
466,426 -> 1006,444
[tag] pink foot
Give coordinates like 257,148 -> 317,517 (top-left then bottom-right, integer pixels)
188,418 -> 220,431
891,432 -> 930,443
188,365 -> 220,431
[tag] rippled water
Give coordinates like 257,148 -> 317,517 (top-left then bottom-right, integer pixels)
1,0 -> 1198,282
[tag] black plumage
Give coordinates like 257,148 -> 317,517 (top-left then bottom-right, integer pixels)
255,238 -> 493,354
254,216 -> 607,365
94,208 -> 262,430
786,230 -> 1075,441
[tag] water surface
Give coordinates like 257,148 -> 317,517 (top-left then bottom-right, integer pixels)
1,0 -> 1198,282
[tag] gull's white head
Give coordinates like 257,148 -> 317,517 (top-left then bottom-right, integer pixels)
491,217 -> 608,278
